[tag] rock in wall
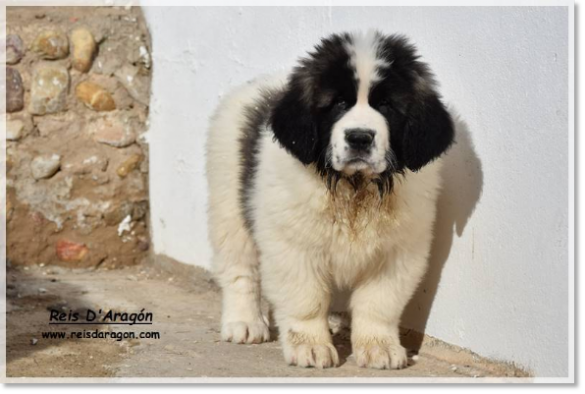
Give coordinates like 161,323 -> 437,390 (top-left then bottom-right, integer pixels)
4,6 -> 152,268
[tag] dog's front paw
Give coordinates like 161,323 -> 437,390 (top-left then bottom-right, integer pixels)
284,342 -> 339,369
221,319 -> 270,344
283,328 -> 339,368
353,338 -> 408,370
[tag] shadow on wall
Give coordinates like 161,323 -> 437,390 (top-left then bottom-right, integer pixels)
402,113 -> 484,348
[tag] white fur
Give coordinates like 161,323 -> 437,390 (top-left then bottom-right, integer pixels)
206,76 -> 442,369
332,31 -> 392,176
345,30 -> 388,101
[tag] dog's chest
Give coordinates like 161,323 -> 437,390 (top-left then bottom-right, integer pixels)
252,141 -> 412,280
266,179 -> 403,263
323,184 -> 401,262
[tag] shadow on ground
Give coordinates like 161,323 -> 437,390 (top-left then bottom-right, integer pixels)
6,265 -> 121,377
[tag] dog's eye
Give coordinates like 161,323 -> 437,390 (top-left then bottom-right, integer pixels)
333,96 -> 348,110
376,98 -> 395,114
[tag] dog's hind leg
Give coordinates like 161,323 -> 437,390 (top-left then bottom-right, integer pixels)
211,228 -> 270,344
206,79 -> 277,345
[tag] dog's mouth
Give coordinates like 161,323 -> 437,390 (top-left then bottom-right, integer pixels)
339,156 -> 384,176
328,146 -> 395,178
346,157 -> 369,165
324,155 -> 397,197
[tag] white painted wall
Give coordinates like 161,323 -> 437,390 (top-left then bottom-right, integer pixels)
143,6 -> 569,377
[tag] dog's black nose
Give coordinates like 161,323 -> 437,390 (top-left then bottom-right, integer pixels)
345,129 -> 375,151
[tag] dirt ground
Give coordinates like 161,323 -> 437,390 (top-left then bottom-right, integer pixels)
5,259 -> 529,381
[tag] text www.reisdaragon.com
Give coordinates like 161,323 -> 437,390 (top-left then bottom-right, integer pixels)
41,329 -> 161,341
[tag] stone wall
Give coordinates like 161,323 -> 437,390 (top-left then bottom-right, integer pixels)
4,6 -> 151,268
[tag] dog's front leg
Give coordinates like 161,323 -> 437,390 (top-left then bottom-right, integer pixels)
350,249 -> 429,370
260,247 -> 339,369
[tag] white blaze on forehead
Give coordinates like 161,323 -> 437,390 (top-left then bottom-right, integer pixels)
329,32 -> 393,175
345,31 -> 390,104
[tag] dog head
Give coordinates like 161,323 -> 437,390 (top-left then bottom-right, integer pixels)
270,31 -> 454,192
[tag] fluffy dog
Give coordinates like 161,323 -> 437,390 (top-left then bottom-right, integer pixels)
206,31 -> 454,369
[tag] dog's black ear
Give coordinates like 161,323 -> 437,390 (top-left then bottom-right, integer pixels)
270,84 -> 318,165
402,92 -> 454,171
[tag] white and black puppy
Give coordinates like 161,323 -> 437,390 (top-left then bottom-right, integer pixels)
206,31 -> 454,370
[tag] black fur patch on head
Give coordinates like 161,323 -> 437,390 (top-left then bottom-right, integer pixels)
270,33 -> 356,166
269,32 -> 454,198
372,34 -> 455,172
239,87 -> 283,229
